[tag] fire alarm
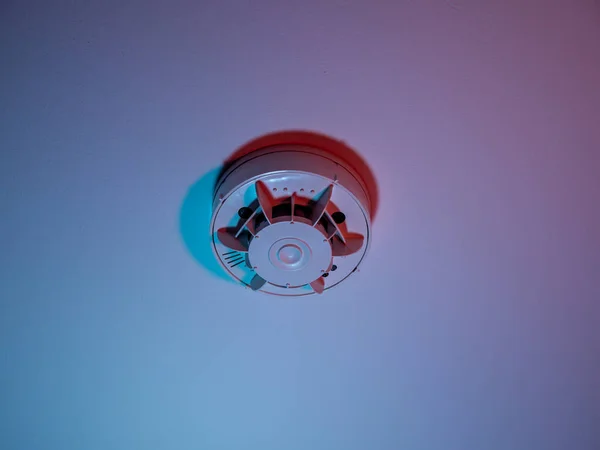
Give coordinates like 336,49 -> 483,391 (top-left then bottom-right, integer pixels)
211,143 -> 373,295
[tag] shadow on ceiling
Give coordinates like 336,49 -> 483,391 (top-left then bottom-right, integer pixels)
180,166 -> 234,283
217,130 -> 379,221
180,129 -> 379,282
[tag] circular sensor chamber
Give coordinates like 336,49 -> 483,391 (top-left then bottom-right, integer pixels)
210,143 -> 373,296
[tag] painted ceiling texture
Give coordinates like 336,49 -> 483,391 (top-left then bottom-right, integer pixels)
1,1 -> 599,449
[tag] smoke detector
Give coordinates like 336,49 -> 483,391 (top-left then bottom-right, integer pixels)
211,144 -> 372,296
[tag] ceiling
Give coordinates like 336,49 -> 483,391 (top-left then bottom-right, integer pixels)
1,1 -> 599,449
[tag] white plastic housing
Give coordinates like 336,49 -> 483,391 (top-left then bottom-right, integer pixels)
210,144 -> 372,296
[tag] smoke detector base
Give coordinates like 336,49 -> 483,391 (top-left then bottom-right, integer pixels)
211,144 -> 372,296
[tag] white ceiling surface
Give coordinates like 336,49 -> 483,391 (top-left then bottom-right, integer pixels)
1,1 -> 599,449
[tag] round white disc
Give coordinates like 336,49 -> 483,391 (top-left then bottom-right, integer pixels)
248,221 -> 332,287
